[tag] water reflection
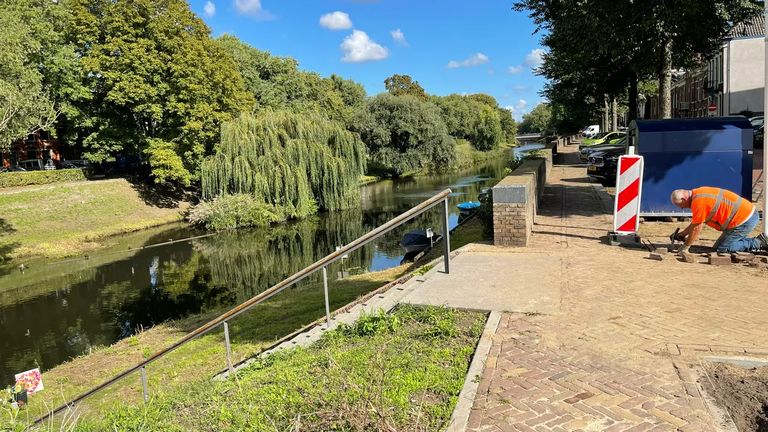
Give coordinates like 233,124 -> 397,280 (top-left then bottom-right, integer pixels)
0,155 -> 510,384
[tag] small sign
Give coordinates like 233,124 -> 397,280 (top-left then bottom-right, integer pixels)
425,228 -> 434,238
15,368 -> 44,394
707,103 -> 717,116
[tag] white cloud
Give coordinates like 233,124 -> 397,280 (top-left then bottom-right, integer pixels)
446,53 -> 489,69
508,65 -> 523,74
203,1 -> 216,17
341,30 -> 389,63
505,99 -> 529,120
524,48 -> 545,69
234,0 -> 261,14
320,11 -> 353,30
391,29 -> 408,46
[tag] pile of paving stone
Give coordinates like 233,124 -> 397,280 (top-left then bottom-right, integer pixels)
648,248 -> 768,268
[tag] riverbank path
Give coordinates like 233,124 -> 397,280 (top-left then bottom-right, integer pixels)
404,143 -> 768,431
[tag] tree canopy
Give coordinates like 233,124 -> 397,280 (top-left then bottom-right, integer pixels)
519,104 -> 553,135
515,0 -> 761,127
384,74 -> 428,100
202,110 -> 366,217
351,94 -> 455,176
59,0 -> 253,186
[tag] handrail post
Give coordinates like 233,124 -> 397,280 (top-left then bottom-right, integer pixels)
442,198 -> 451,274
140,366 -> 149,402
223,321 -> 234,374
322,266 -> 331,328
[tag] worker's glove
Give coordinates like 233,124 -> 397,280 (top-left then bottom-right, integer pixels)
674,233 -> 686,242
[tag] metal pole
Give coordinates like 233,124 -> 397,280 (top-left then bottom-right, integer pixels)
140,367 -> 148,402
223,321 -> 234,374
764,1 -> 768,233
322,266 -> 331,328
442,198 -> 451,274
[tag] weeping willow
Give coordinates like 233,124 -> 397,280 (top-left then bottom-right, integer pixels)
201,110 -> 367,218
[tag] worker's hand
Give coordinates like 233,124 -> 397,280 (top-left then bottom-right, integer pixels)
674,232 -> 687,241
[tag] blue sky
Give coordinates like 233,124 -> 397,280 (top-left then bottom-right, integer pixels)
191,0 -> 547,120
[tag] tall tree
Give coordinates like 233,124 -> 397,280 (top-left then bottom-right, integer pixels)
63,0 -> 253,186
0,0 -> 79,150
519,104 -> 552,135
384,74 -> 428,100
201,110 -> 366,216
352,94 -> 454,176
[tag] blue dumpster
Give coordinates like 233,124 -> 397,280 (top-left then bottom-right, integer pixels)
629,117 -> 753,216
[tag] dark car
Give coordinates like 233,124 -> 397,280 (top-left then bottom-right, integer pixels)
579,137 -> 626,162
751,116 -> 764,148
587,145 -> 627,186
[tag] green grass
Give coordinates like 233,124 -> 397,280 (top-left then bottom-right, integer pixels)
0,179 -> 188,260
72,305 -> 486,432
1,266 -> 407,429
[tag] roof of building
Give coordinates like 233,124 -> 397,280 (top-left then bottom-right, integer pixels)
727,14 -> 765,39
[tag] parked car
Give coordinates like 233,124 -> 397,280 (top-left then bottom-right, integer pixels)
0,166 -> 26,173
17,159 -> 43,171
580,131 -> 626,147
582,124 -> 600,138
587,145 -> 627,186
60,159 -> 89,169
579,136 -> 626,162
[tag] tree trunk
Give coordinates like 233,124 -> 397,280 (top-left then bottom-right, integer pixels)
659,38 -> 673,119
611,97 -> 618,131
628,73 -> 638,122
603,97 -> 609,132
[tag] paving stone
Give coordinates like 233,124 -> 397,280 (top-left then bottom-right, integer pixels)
707,253 -> 731,266
648,252 -> 666,261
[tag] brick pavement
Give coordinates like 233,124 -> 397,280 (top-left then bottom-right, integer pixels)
466,144 -> 768,432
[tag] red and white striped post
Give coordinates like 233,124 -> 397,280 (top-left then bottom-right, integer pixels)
610,154 -> 644,244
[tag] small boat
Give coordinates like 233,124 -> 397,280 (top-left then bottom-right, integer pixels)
400,230 -> 442,254
457,201 -> 481,214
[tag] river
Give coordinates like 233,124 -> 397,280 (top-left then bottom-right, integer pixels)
0,150 -> 532,385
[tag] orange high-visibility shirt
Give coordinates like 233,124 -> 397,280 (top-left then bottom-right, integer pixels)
690,187 -> 754,231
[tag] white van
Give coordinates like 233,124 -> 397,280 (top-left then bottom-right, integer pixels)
582,125 -> 600,138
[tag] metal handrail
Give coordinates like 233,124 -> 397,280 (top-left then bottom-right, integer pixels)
33,188 -> 453,426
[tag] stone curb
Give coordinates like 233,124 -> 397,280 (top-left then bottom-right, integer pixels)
445,310 -> 501,432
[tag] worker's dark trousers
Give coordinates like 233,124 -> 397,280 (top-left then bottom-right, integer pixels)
715,212 -> 761,252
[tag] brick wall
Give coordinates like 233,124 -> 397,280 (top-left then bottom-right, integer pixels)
492,144 -> 553,247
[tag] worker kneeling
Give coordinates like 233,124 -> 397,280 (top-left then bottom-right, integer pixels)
670,187 -> 767,253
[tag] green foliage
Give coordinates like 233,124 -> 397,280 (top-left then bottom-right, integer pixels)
216,35 -> 365,125
187,194 -> 289,231
515,0 -> 761,124
497,107 -> 518,144
0,0 -> 70,150
0,169 -> 88,189
433,94 -> 505,150
384,74 -> 428,100
201,110 -> 366,220
519,103 -> 553,135
71,305 -> 485,432
352,94 -> 455,176
144,140 -> 191,188
339,311 -> 402,337
61,0 -> 253,185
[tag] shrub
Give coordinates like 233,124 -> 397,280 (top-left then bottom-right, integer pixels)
0,168 -> 88,188
187,194 -> 292,230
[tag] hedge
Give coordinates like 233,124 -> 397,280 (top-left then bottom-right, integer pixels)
0,169 -> 89,188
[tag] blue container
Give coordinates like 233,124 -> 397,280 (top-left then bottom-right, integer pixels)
629,117 -> 753,216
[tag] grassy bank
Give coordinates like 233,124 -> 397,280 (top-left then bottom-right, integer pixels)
73,305 -> 486,432
0,179 -> 188,260
2,266 -> 408,428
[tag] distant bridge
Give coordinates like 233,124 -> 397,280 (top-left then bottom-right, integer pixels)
515,133 -> 543,141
